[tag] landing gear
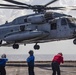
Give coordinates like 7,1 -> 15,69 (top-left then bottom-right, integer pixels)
73,39 -> 76,44
12,44 -> 19,49
0,40 -> 2,44
34,43 -> 40,50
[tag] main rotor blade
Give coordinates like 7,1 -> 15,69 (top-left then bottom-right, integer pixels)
46,6 -> 76,10
0,6 -> 31,9
44,0 -> 58,7
0,7 -> 22,9
0,6 -> 30,9
45,7 -> 65,10
0,4 -> 22,7
0,4 -> 31,9
4,0 -> 32,7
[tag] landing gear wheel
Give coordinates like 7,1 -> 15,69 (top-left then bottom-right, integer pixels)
34,44 -> 40,50
73,39 -> 76,44
13,44 -> 19,49
0,40 -> 2,45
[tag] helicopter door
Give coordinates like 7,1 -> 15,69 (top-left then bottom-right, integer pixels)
57,18 -> 69,38
50,20 -> 57,38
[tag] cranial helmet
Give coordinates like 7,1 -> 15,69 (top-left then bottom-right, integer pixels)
29,50 -> 34,55
1,54 -> 6,58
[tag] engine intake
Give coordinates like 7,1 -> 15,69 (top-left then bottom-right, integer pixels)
27,14 -> 45,24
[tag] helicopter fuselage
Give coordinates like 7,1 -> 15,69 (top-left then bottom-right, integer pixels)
0,12 -> 76,49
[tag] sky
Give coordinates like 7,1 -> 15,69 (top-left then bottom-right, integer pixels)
0,0 -> 76,54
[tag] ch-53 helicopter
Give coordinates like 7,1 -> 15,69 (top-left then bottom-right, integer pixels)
0,0 -> 76,50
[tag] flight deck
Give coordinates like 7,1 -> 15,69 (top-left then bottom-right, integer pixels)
6,61 -> 76,75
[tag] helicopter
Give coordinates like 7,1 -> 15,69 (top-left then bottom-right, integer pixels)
0,0 -> 76,50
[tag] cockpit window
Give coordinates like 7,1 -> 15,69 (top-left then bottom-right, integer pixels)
67,18 -> 75,24
61,18 -> 67,25
66,18 -> 76,28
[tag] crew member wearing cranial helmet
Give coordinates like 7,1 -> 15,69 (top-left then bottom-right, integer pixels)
1,54 -> 6,58
51,52 -> 64,75
26,50 -> 35,75
0,54 -> 8,75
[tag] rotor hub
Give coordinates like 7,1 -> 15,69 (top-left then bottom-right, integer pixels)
33,5 -> 45,13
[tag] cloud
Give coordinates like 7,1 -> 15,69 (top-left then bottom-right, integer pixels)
0,0 -> 34,24
59,0 -> 76,6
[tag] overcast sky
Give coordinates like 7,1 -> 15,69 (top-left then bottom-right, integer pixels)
0,0 -> 76,55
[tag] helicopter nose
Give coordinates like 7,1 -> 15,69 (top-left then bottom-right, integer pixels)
73,29 -> 76,37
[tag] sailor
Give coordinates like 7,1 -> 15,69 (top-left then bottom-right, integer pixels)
0,54 -> 8,75
51,53 -> 64,75
26,50 -> 35,75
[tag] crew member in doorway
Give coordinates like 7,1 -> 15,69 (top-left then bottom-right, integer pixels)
26,50 -> 35,75
0,54 -> 8,75
51,53 -> 64,75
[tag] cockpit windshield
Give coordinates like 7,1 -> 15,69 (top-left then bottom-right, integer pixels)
66,17 -> 76,28
67,18 -> 75,23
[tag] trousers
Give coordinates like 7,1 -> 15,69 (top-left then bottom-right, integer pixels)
0,67 -> 6,75
51,61 -> 60,75
28,66 -> 35,75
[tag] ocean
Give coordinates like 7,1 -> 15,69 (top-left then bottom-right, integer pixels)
1,54 -> 76,61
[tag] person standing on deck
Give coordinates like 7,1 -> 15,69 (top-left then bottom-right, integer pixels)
26,50 -> 35,75
0,54 -> 8,75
